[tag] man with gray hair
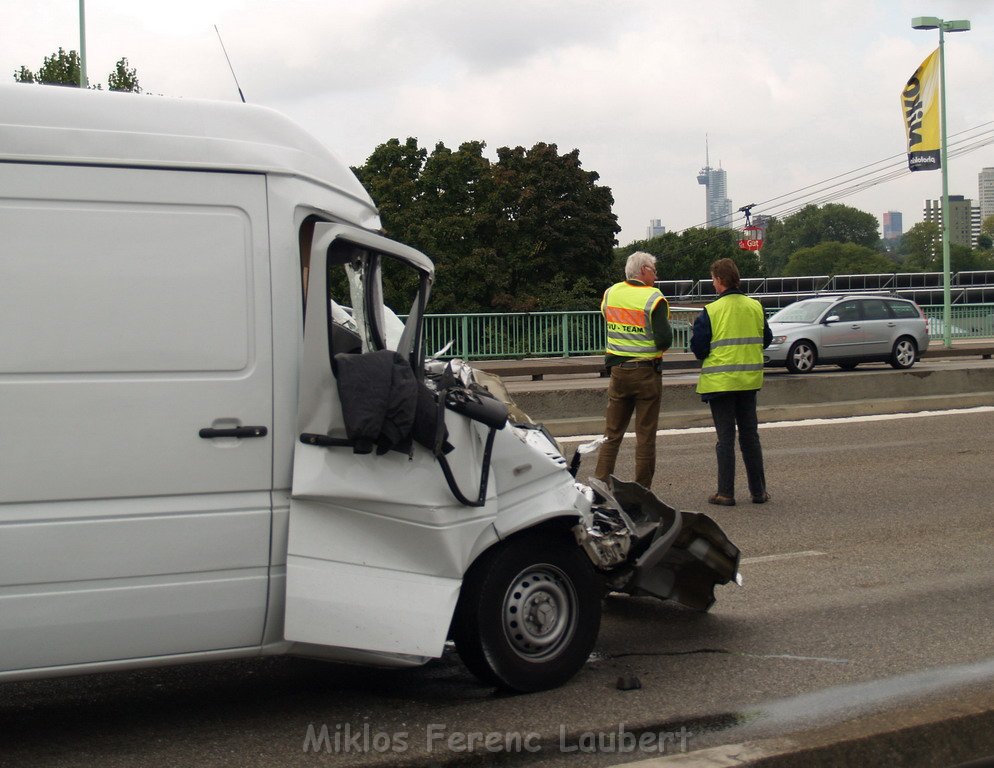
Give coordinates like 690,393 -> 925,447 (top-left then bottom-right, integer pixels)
593,251 -> 672,489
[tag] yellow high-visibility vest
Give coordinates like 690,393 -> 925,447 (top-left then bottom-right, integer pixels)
697,293 -> 765,394
601,281 -> 668,359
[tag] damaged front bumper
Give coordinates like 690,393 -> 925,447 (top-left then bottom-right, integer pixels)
573,477 -> 741,612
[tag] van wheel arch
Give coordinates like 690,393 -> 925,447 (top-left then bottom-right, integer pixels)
452,528 -> 601,692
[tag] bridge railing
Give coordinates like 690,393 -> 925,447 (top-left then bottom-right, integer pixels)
423,308 -> 703,359
921,303 -> 994,338
420,304 -> 994,359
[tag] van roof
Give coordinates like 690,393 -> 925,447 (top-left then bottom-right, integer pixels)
0,84 -> 378,225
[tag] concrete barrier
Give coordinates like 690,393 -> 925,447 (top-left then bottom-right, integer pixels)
504,366 -> 994,437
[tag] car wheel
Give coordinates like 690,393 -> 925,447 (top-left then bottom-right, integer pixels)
890,337 -> 918,369
786,340 -> 817,374
837,362 -> 859,371
452,535 -> 601,692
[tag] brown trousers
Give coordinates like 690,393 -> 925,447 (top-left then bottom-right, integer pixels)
593,365 -> 662,488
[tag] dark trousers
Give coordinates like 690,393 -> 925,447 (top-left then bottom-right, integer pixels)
708,390 -> 766,498
594,366 -> 662,488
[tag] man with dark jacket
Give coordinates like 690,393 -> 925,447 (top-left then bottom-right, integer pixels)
691,258 -> 773,507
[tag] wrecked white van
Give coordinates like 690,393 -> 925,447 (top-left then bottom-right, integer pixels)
0,85 -> 739,692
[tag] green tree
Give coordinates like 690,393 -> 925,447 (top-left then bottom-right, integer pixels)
899,221 -> 941,270
977,233 -> 993,250
107,57 -> 140,92
782,241 -> 894,276
14,48 -> 142,92
489,142 -> 618,310
982,214 -> 994,238
612,228 -> 759,286
15,47 -> 80,86
353,138 -> 619,312
949,243 -> 979,272
760,203 -> 882,276
412,140 -> 497,311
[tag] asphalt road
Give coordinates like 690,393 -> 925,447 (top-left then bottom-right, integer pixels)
2,410 -> 993,767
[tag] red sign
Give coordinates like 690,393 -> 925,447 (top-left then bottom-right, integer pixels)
738,237 -> 763,251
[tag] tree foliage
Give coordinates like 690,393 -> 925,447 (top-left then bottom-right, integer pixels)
613,228 -> 760,285
353,138 -> 619,312
782,242 -> 895,276
107,57 -> 140,92
982,214 -> 994,238
897,221 -> 994,271
899,221 -> 940,270
14,48 -> 142,92
760,203 -> 882,276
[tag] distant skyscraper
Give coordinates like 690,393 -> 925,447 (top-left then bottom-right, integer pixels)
923,195 -> 980,248
646,219 -> 666,239
696,139 -> 733,229
979,167 -> 994,224
882,211 -> 903,241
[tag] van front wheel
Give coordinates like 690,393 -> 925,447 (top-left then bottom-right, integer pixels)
453,536 -> 601,692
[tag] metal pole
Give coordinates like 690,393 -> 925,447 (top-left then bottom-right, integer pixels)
938,24 -> 952,348
78,0 -> 88,88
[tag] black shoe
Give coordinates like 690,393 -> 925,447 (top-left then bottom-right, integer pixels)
751,492 -> 771,504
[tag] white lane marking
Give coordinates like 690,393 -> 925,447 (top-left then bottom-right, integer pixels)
740,550 -> 827,565
741,652 -> 849,664
558,405 -> 994,443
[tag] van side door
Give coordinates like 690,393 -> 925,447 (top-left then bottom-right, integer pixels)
0,164 -> 273,674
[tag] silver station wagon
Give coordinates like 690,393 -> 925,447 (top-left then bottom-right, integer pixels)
765,294 -> 930,373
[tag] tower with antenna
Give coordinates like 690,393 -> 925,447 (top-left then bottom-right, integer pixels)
697,136 -> 733,229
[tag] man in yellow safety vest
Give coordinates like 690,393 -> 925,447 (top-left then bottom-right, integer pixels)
593,251 -> 672,489
690,258 -> 773,507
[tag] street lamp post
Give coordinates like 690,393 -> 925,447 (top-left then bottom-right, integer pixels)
78,0 -> 88,88
912,15 -> 970,349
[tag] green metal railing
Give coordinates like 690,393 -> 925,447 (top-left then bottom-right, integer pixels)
422,309 -> 700,359
921,303 -> 994,338
421,303 -> 994,360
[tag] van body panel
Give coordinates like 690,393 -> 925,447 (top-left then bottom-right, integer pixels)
0,158 -> 275,670
284,558 -> 460,657
0,85 -> 380,231
2,569 -> 268,671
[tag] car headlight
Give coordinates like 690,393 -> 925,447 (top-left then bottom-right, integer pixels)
771,335 -> 787,345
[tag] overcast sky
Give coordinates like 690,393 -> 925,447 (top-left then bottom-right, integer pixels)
4,0 -> 993,245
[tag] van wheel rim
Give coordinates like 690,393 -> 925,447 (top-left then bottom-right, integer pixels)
502,565 -> 577,661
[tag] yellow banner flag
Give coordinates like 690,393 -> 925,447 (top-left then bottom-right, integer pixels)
902,48 -> 941,171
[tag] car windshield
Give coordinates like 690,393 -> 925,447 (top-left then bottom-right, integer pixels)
770,301 -> 832,323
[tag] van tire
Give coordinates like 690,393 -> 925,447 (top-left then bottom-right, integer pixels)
452,536 -> 601,692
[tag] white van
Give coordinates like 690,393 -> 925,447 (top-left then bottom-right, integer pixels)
0,85 -> 739,692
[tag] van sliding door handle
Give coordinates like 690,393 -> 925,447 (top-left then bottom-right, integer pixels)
199,426 -> 268,439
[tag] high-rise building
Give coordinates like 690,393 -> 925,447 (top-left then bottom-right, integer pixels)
923,195 -> 980,248
646,219 -> 666,239
979,167 -> 994,224
882,211 -> 903,242
696,140 -> 733,229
